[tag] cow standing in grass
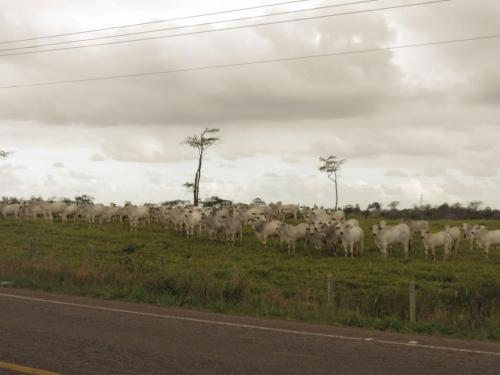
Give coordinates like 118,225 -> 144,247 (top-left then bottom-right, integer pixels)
1,203 -> 21,220
276,222 -> 309,255
218,209 -> 243,246
420,229 -> 452,261
445,225 -> 461,253
249,216 -> 282,248
371,222 -> 411,259
338,223 -> 364,258
472,225 -> 500,258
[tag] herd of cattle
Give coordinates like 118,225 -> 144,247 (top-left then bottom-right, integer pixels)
0,199 -> 498,259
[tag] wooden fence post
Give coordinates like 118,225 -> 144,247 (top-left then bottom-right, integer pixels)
409,280 -> 416,323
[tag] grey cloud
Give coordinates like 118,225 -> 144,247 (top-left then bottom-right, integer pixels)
0,1 -> 408,127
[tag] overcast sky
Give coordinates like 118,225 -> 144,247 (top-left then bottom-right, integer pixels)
0,0 -> 499,208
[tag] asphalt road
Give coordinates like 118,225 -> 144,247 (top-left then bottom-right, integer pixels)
0,288 -> 499,375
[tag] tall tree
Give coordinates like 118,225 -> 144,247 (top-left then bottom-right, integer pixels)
388,201 -> 400,210
182,128 -> 220,206
319,155 -> 345,210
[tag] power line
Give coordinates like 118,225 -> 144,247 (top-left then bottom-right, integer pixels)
0,0 -> 384,53
0,0 -> 316,45
2,33 -> 498,89
0,0 -> 451,58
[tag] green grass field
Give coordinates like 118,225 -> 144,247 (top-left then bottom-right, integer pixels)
1,217 -> 499,341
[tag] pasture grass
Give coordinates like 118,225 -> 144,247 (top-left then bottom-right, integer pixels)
0,217 -> 499,341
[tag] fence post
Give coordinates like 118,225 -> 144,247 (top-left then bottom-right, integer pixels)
88,245 -> 95,273
160,255 -> 165,272
409,280 -> 416,323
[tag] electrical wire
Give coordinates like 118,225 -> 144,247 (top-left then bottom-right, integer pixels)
2,33 -> 498,89
0,0 -> 451,58
0,0 -> 351,45
0,0 -> 384,52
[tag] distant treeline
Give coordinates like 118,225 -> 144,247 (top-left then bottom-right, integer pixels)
345,201 -> 500,220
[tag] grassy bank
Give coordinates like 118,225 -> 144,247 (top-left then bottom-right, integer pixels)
1,218 -> 499,340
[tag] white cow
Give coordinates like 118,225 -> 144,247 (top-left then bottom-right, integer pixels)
163,207 -> 186,233
66,204 -> 80,222
461,223 -> 481,251
420,229 -> 452,261
472,225 -> 500,258
445,225 -> 461,253
335,219 -> 359,232
183,208 -> 202,238
1,203 -> 21,219
43,201 -> 69,224
333,210 -> 345,222
338,224 -> 364,258
200,214 -> 225,241
371,223 -> 411,259
402,220 -> 430,235
242,206 -> 268,225
305,209 -> 334,226
125,205 -> 150,231
277,222 -> 309,255
249,216 -> 282,247
22,201 -> 45,220
218,210 -> 243,246
102,205 -> 122,223
79,204 -> 105,227
278,204 -> 300,222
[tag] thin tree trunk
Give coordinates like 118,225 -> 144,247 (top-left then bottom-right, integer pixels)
194,148 -> 204,206
334,171 -> 338,210
193,173 -> 198,206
